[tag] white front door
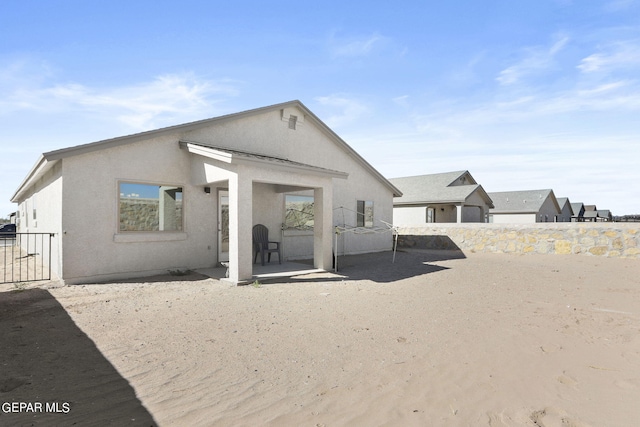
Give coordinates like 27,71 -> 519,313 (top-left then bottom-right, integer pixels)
218,191 -> 229,262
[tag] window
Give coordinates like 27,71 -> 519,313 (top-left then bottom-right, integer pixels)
426,207 -> 435,223
119,182 -> 183,232
357,200 -> 373,228
284,194 -> 314,230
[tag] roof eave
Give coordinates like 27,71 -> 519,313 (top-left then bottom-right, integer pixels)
38,99 -> 401,197
180,141 -> 350,179
11,155 -> 58,202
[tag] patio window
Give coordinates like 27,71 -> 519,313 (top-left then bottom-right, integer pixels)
357,200 -> 374,228
119,182 -> 183,232
284,194 -> 314,230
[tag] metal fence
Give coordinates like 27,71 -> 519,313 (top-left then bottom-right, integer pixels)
1,233 -> 54,284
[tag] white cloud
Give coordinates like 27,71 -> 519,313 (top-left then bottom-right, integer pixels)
496,34 -> 569,85
578,40 -> 640,73
0,64 -> 239,131
314,94 -> 369,127
328,32 -> 386,57
392,95 -> 410,108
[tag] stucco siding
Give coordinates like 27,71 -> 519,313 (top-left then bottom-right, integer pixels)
60,134 -> 218,283
462,205 -> 484,222
185,107 -> 394,255
538,196 -> 560,222
490,213 -> 537,223
557,204 -> 573,222
394,206 -> 427,226
16,161 -> 63,278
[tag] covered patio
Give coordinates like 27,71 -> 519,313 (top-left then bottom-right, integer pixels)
181,141 -> 348,284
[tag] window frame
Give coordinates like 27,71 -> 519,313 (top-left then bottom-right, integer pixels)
356,200 -> 374,228
284,193 -> 314,231
118,180 -> 184,233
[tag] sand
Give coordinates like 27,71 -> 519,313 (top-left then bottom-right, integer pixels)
1,250 -> 639,426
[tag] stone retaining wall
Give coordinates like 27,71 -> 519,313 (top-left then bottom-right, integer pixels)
119,198 -> 183,232
397,223 -> 640,258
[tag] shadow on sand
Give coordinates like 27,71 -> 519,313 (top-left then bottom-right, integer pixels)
0,288 -> 157,426
257,249 -> 467,285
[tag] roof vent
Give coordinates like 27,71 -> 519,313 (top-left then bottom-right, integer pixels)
288,115 -> 298,130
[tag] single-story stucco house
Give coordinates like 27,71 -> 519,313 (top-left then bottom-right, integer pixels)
488,189 -> 561,223
389,171 -> 494,225
583,206 -> 613,222
571,202 -> 586,221
597,209 -> 613,222
583,205 -> 599,222
11,100 -> 402,284
581,205 -> 612,222
555,197 -> 574,222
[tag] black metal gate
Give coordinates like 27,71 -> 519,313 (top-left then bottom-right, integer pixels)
1,233 -> 54,283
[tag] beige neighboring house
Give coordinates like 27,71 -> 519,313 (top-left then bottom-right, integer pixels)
389,171 -> 494,225
488,189 -> 561,223
11,101 -> 401,285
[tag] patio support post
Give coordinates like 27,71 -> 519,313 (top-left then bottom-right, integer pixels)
228,172 -> 253,284
457,203 -> 464,223
313,184 -> 333,271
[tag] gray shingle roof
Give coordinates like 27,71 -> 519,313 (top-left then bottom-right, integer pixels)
389,171 -> 493,207
488,189 -> 557,213
571,202 -> 585,214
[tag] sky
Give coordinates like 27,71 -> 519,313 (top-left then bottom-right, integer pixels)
1,0 -> 639,217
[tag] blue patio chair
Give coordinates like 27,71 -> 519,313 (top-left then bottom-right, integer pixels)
252,224 -> 281,265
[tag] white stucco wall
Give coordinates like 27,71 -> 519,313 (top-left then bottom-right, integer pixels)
186,107 -> 395,256
60,135 -> 218,283
557,203 -> 573,222
489,213 -> 537,223
16,161 -> 63,279
538,196 -> 560,222
393,206 -> 427,226
395,204 -> 486,225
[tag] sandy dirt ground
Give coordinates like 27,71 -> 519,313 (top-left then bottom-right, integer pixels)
1,250 -> 640,426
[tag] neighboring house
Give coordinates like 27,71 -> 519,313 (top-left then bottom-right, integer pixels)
555,197 -> 574,222
11,100 -> 401,284
488,189 -> 561,223
389,170 -> 494,225
583,205 -> 598,222
571,202 -> 586,222
597,209 -> 613,222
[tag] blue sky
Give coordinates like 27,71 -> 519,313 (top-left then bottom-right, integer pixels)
2,0 -> 639,217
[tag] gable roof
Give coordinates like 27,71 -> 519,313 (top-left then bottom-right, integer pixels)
571,202 -> 585,215
12,100 -> 401,201
488,189 -> 560,214
583,210 -> 598,219
389,171 -> 493,207
556,197 -> 574,215
597,209 -> 613,219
